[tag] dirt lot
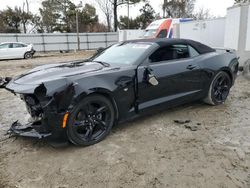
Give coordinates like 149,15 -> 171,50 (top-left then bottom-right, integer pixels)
0,52 -> 249,188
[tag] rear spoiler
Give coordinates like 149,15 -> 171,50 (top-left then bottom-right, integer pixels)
214,47 -> 236,53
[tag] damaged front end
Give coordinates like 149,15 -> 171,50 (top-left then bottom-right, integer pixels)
8,121 -> 52,139
1,76 -> 76,140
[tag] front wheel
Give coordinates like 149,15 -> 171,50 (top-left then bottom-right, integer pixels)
24,52 -> 33,59
67,94 -> 115,146
204,71 -> 232,105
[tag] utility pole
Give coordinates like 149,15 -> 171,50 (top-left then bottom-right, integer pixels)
127,1 -> 130,29
26,0 -> 29,13
163,0 -> 166,18
76,11 -> 80,51
76,1 -> 82,51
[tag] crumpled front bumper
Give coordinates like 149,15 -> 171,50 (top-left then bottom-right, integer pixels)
8,121 -> 52,139
2,76 -> 74,141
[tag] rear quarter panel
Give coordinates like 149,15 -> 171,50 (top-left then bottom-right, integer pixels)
197,51 -> 239,91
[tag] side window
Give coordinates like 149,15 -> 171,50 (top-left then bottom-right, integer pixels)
188,45 -> 200,57
149,44 -> 189,63
13,43 -> 25,48
0,44 -> 9,49
157,29 -> 168,38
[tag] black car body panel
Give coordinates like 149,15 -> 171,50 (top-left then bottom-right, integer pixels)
1,39 -> 239,140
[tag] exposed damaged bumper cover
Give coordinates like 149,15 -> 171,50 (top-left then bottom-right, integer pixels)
8,121 -> 51,139
1,75 -> 76,140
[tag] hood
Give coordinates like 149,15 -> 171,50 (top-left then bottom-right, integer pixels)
14,61 -> 110,85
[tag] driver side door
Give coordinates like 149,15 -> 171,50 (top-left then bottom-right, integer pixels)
137,44 -> 205,111
0,43 -> 10,59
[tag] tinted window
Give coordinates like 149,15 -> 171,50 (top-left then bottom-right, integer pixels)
149,44 -> 189,62
143,29 -> 157,38
157,29 -> 168,38
0,44 -> 10,49
188,45 -> 199,57
13,43 -> 25,48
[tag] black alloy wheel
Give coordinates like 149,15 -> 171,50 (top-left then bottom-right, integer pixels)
212,73 -> 231,103
204,71 -> 232,105
67,94 -> 115,146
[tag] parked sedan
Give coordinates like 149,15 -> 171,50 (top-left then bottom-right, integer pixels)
1,38 -> 239,146
0,42 -> 36,60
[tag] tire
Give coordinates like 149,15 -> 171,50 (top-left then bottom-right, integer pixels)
24,52 -> 33,59
204,71 -> 232,105
67,94 -> 115,146
243,59 -> 250,79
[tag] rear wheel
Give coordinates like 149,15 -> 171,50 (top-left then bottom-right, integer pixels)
67,94 -> 115,146
204,71 -> 232,105
24,52 -> 33,59
243,59 -> 250,79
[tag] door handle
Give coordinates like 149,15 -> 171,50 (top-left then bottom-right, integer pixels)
186,64 -> 197,70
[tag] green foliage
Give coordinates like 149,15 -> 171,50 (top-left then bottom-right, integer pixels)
60,0 -> 77,32
119,16 -> 140,29
111,0 -> 145,31
119,3 -> 155,29
38,0 -> 60,32
77,3 -> 100,32
0,6 -> 33,33
1,7 -> 21,33
38,1 -> 99,33
138,3 -> 156,28
163,0 -> 195,18
79,4 -> 98,27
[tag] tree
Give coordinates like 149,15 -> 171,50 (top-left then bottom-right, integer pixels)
96,0 -> 113,31
109,0 -> 145,31
234,0 -> 250,3
78,3 -> 99,32
193,8 -> 213,20
0,7 -> 22,33
20,9 -> 33,33
0,6 -> 33,33
60,0 -> 77,32
163,0 -> 195,18
138,3 -> 155,28
119,16 -> 140,29
119,3 -> 155,29
38,1 -> 102,33
39,0 -> 61,32
30,14 -> 45,33
39,0 -> 78,33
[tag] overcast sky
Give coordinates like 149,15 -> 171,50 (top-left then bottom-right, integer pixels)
0,0 -> 235,23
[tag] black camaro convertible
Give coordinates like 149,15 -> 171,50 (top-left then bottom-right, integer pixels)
0,39 -> 239,146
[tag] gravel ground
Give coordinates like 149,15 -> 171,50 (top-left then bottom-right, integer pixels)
0,52 -> 250,188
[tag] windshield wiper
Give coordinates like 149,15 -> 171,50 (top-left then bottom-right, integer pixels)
91,61 -> 110,67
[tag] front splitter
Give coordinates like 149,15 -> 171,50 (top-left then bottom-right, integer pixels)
8,121 -> 52,139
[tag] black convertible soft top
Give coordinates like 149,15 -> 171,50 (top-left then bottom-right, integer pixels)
125,38 -> 215,54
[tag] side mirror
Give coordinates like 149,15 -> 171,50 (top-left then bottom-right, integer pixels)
144,67 -> 159,86
148,74 -> 159,86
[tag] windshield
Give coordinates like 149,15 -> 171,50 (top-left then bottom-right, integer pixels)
93,43 -> 152,65
143,29 -> 157,38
